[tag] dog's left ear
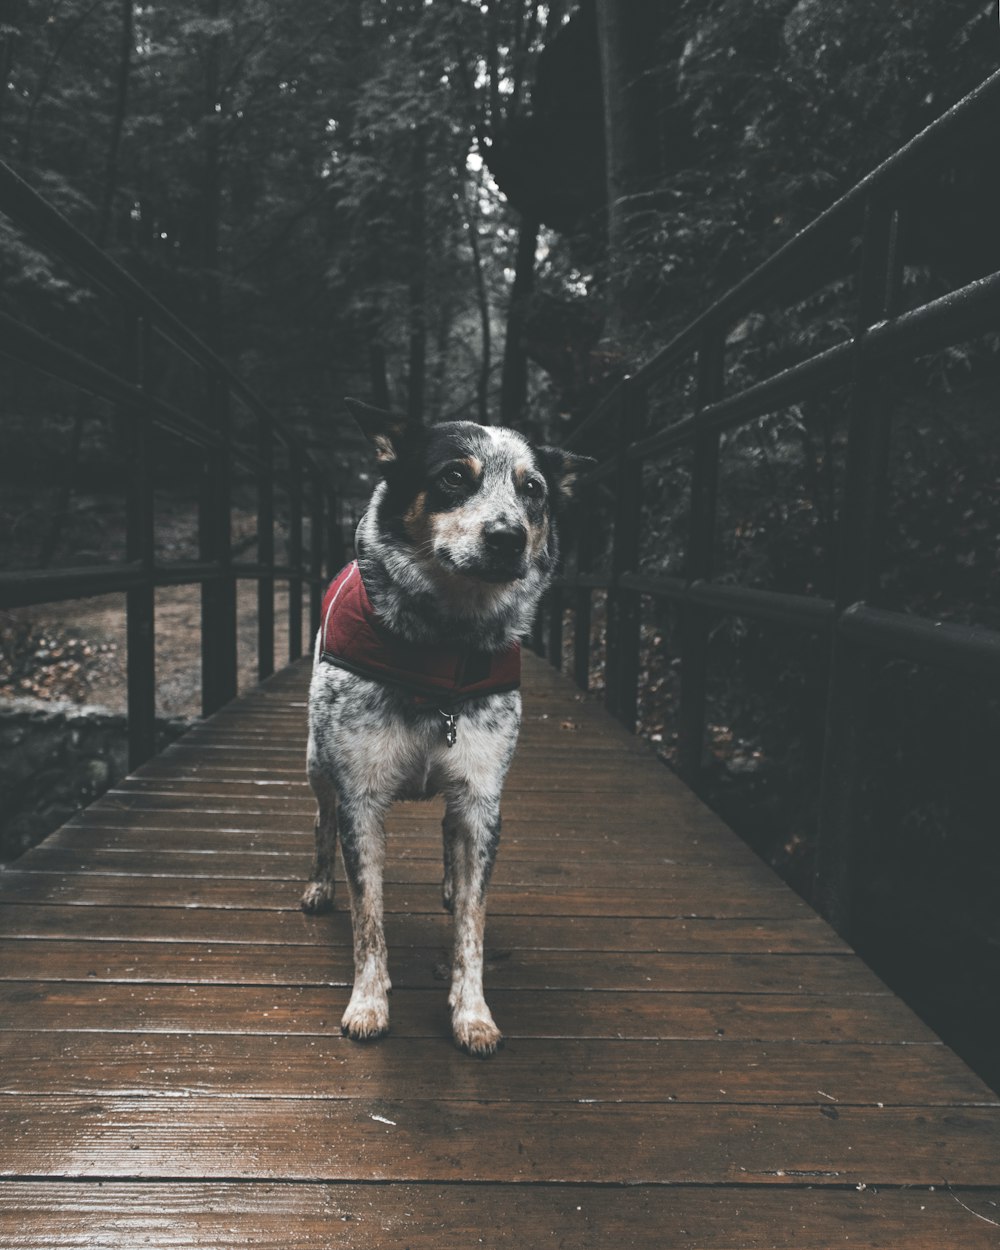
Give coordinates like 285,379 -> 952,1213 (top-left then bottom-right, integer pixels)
344,397 -> 410,465
534,446 -> 597,504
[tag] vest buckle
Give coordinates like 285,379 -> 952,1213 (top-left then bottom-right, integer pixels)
439,709 -> 459,748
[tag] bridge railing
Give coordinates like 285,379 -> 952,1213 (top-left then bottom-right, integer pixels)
537,68 -> 1000,936
0,160 -> 344,768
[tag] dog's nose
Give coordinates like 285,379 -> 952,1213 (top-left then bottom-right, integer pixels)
484,525 -> 527,558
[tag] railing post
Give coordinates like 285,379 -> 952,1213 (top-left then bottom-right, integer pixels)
309,472 -> 325,642
125,313 -> 156,768
572,508 -> 595,691
546,584 -> 564,670
814,196 -> 902,937
256,417 -> 275,682
288,446 -> 304,663
677,329 -> 724,785
326,489 -> 345,576
604,381 -> 645,729
199,375 -> 237,716
531,594 -> 546,656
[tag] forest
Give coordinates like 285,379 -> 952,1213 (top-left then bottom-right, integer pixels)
1,1 -> 999,1087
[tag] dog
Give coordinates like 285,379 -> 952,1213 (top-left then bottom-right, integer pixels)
301,398 -> 591,1056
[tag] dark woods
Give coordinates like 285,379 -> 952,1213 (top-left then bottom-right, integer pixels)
2,1 -> 999,1085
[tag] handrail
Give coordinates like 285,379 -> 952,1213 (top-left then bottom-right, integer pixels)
540,67 -> 1000,939
0,159 -> 345,768
0,161 -> 301,453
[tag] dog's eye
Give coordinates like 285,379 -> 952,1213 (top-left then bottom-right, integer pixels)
523,478 -> 544,499
441,466 -> 467,488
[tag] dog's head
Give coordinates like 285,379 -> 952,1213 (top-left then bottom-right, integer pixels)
347,399 -> 593,588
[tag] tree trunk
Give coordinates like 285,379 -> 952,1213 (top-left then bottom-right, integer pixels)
406,128 -> 428,426
96,0 -> 134,248
368,342 -> 391,411
499,213 -> 539,425
464,184 -> 491,424
202,0 -> 223,351
594,0 -> 658,347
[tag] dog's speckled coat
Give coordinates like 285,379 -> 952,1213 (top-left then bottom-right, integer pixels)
302,402 -> 590,1056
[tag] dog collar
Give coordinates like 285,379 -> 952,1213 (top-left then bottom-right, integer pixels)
318,561 -> 522,723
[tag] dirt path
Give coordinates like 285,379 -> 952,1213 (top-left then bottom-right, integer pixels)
1,582 -> 310,719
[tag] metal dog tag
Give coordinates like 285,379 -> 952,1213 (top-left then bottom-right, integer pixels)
439,709 -> 458,748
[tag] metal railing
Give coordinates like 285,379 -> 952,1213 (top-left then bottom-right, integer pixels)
0,161 -> 345,768
536,68 -> 1000,937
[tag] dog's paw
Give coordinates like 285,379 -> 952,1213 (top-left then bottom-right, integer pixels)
452,1012 -> 503,1058
441,879 -> 454,913
300,881 -> 334,914
341,992 -> 390,1042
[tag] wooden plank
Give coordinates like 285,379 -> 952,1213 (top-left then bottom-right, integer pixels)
2,1095 -> 999,1184
0,983 -> 940,1042
1,1033 -> 991,1106
0,870 -> 814,917
4,1181 -> 1000,1250
1,650 -> 997,1246
0,940 -> 885,995
0,904 -> 848,952
14,845 -> 796,889
34,821 -> 778,869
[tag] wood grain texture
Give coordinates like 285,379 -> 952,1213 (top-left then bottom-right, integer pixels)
4,1182 -> 1000,1250
1,652 -> 997,1247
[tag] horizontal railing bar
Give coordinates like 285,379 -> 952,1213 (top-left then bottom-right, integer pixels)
0,160 -> 313,466
865,268 -> 1000,361
619,573 -> 834,632
622,267 -> 1000,468
626,341 -> 852,463
0,560 -> 328,608
0,313 -> 282,477
0,310 -> 219,450
566,67 -> 1000,450
687,579 -> 835,630
556,572 -> 613,590
576,458 -> 618,487
231,562 -> 326,584
838,603 -> 1000,677
618,572 -> 687,600
0,564 -> 143,608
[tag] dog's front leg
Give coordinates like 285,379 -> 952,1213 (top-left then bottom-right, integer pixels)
443,789 -> 503,1057
338,792 -> 392,1040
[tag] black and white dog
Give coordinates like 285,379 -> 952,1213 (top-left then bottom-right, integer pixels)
302,399 -> 589,1056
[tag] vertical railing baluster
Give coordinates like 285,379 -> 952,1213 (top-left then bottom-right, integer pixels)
547,584 -> 564,670
199,375 -> 236,716
573,504 -> 594,691
677,329 -> 724,784
604,382 -> 644,725
814,196 -> 901,937
125,313 -> 156,768
288,446 -> 303,663
310,471 -> 324,642
326,487 -> 344,577
257,416 -> 275,682
531,594 -> 546,656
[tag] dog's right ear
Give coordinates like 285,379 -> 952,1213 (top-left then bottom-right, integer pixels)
344,397 -> 409,465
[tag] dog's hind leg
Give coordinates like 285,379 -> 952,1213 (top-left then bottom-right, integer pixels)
338,792 -> 392,1041
302,767 -> 338,914
441,822 -> 455,913
443,789 -> 503,1057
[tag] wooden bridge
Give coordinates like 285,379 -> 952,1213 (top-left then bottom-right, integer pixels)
5,67 -> 1000,1250
2,652 -> 999,1247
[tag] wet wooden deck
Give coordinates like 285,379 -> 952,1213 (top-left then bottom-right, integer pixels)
2,653 -> 999,1247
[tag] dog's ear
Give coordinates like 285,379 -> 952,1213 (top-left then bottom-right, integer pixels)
534,446 -> 597,504
344,397 -> 410,465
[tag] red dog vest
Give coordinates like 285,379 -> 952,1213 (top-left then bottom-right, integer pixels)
319,560 -> 521,706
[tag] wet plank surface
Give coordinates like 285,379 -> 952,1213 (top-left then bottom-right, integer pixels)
1,654 -> 999,1248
